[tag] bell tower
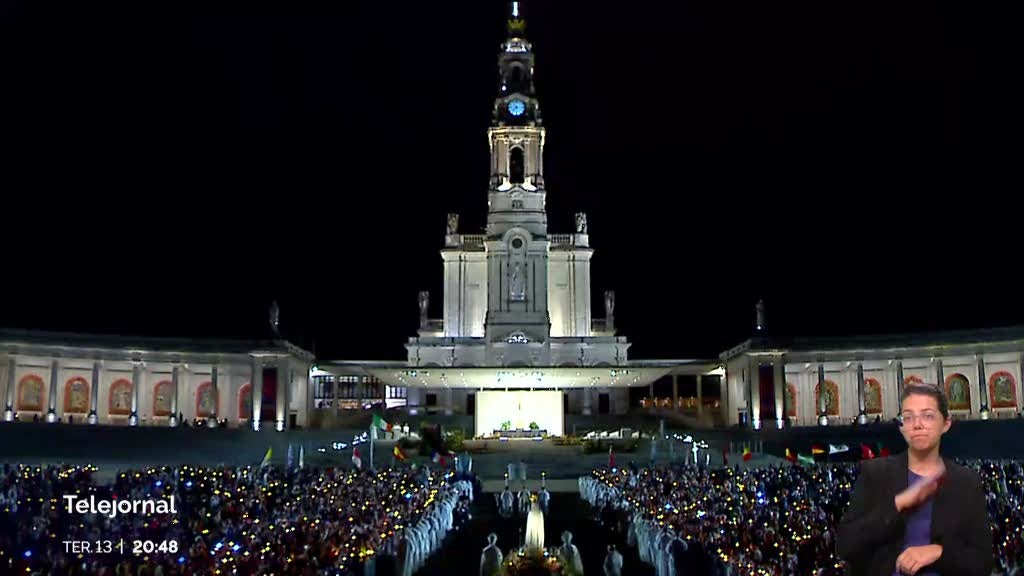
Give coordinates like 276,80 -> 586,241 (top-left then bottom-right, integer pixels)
484,1 -> 551,345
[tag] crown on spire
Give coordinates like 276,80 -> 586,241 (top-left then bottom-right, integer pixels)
507,1 -> 526,34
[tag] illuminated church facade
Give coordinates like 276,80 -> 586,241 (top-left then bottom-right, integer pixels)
2,3 -> 1022,432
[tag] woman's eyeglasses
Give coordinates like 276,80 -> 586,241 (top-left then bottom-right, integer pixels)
899,411 -> 942,426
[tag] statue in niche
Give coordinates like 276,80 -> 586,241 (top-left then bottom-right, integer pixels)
19,377 -> 43,411
604,290 -> 615,318
991,372 -> 1016,407
947,375 -> 970,410
510,262 -> 526,301
269,300 -> 280,336
865,379 -> 882,413
785,384 -> 797,417
111,381 -> 131,414
67,379 -> 88,413
154,382 -> 173,416
817,381 -> 838,416
198,385 -> 216,417
446,213 -> 459,235
575,212 -> 588,234
418,291 -> 430,328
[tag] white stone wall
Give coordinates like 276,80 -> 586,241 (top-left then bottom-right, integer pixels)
548,250 -> 593,338
739,353 -> 1024,427
1,352 -> 305,427
985,353 -> 1022,418
442,251 -> 487,338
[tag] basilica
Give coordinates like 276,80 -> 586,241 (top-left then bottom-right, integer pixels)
2,3 -> 1021,432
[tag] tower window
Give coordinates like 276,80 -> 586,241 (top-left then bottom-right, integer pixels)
509,147 -> 525,184
509,65 -> 524,88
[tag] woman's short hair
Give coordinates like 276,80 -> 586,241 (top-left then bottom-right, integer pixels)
900,383 -> 950,419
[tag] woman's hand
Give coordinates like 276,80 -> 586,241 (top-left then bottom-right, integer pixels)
894,464 -> 946,512
895,544 -> 943,575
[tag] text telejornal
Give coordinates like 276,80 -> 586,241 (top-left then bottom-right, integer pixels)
63,495 -> 177,519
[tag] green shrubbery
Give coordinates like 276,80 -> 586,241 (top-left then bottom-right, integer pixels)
444,429 -> 465,453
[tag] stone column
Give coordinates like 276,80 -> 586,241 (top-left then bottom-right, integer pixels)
87,361 -> 100,425
895,360 -> 905,409
719,371 -> 729,425
749,360 -> 761,430
4,357 -> 17,421
276,358 -> 290,431
582,387 -> 592,416
856,363 -> 867,424
671,374 -> 679,412
935,359 -> 944,391
169,365 -> 181,427
444,387 -> 454,416
332,374 -> 340,411
207,365 -> 220,428
696,374 -> 704,421
978,356 -> 990,420
46,359 -> 59,423
773,360 -> 785,429
817,363 -> 828,426
129,363 -> 142,426
648,381 -> 655,412
250,358 -> 262,430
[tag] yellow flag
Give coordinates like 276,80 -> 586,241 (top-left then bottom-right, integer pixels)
260,447 -> 273,468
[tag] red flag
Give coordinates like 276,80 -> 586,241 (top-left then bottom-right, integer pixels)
784,448 -> 797,464
608,445 -> 615,469
742,446 -> 752,462
879,447 -> 891,458
860,444 -> 875,460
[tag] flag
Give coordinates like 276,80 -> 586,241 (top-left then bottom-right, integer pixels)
829,444 -> 849,455
352,447 -> 362,469
860,443 -> 875,460
797,453 -> 815,466
260,447 -> 273,468
742,446 -> 752,462
811,445 -> 826,455
373,414 -> 393,432
286,444 -> 294,470
876,442 -> 890,458
609,445 -> 616,469
784,448 -> 797,464
393,445 -> 407,461
298,445 -> 304,470
431,451 -> 450,467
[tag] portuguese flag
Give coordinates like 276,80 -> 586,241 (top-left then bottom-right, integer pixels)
742,446 -> 752,461
373,414 -> 392,432
393,445 -> 407,461
811,445 -> 826,455
784,448 -> 797,464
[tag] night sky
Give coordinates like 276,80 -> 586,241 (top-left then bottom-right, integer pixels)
1,1 -> 1018,361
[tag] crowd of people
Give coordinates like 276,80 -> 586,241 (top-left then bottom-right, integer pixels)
581,459 -> 1024,576
0,461 -> 476,575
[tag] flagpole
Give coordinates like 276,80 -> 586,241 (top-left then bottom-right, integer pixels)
369,424 -> 375,471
